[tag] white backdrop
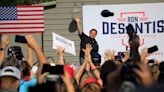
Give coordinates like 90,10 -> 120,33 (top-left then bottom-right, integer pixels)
83,3 -> 164,64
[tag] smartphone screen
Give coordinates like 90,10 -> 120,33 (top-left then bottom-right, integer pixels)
15,35 -> 27,43
50,65 -> 64,75
148,45 -> 158,53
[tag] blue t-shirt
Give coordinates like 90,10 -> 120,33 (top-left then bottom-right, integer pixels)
19,77 -> 37,92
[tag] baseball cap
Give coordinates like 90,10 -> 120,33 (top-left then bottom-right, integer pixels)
64,65 -> 74,79
0,66 -> 21,80
101,10 -> 114,17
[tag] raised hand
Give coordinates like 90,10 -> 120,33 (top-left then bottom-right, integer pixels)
25,35 -> 40,50
82,43 -> 93,55
1,34 -> 9,49
140,48 -> 149,63
57,46 -> 65,65
122,52 -> 129,63
57,46 -> 65,56
0,34 -> 9,64
75,16 -> 83,34
25,35 -> 47,64
62,68 -> 75,92
37,72 -> 49,84
75,16 -> 81,23
104,49 -> 115,61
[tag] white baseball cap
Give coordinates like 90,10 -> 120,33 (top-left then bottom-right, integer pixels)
0,66 -> 21,80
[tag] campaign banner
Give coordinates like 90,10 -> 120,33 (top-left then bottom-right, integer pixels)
52,32 -> 76,56
83,3 -> 164,63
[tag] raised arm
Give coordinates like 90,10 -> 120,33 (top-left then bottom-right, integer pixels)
57,46 -> 65,65
75,17 -> 83,35
133,63 -> 154,88
104,49 -> 115,61
25,35 -> 47,83
0,34 -> 9,65
140,48 -> 151,64
25,35 -> 47,65
75,56 -> 88,84
27,44 -> 34,68
62,69 -> 75,92
84,44 -> 103,87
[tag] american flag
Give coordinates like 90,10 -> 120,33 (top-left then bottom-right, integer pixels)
0,6 -> 44,33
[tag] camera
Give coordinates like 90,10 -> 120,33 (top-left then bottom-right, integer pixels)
42,64 -> 64,75
29,64 -> 64,92
42,64 -> 64,82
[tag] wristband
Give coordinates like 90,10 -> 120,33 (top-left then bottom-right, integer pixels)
91,66 -> 96,71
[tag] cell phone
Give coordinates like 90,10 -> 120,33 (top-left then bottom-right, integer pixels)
148,59 -> 155,63
148,45 -> 158,53
42,64 -> 64,75
15,35 -> 27,43
118,52 -> 125,59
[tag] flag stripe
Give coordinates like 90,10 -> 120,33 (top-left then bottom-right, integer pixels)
0,29 -> 44,32
0,20 -> 44,23
0,22 -> 44,25
18,16 -> 44,18
17,18 -> 44,20
17,6 -> 44,8
0,24 -> 44,28
17,10 -> 43,12
0,27 -> 44,29
17,14 -> 44,16
17,12 -> 44,14
17,7 -> 44,10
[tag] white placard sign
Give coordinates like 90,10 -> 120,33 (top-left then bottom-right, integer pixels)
52,32 -> 76,56
83,3 -> 164,63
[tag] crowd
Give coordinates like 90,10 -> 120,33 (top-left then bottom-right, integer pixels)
0,17 -> 164,92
